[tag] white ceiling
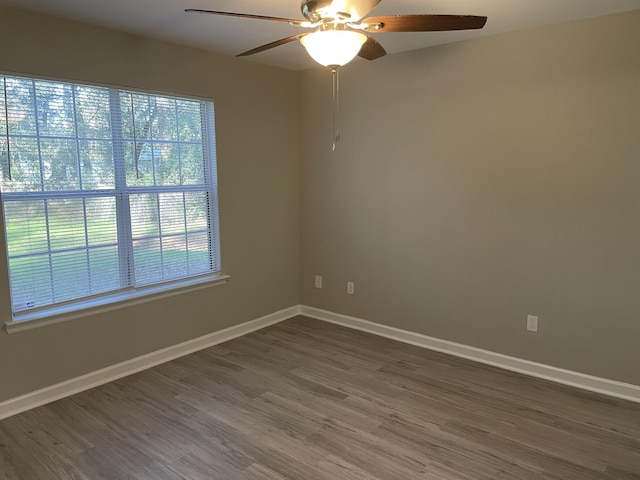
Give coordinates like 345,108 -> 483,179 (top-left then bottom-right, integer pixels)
2,0 -> 639,70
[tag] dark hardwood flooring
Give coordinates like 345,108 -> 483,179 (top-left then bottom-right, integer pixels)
1,316 -> 639,479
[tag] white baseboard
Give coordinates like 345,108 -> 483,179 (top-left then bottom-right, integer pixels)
300,305 -> 640,404
3,303 -> 638,420
0,305 -> 301,420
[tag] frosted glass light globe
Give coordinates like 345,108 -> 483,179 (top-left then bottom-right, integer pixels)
301,30 -> 367,67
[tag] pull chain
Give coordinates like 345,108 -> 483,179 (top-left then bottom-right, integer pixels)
331,66 -> 340,151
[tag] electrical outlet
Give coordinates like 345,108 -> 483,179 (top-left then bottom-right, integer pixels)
347,281 -> 354,295
527,315 -> 538,332
315,275 -> 322,288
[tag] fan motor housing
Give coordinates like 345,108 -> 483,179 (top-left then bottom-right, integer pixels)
301,0 -> 332,21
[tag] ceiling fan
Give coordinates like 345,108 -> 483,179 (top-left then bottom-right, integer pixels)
186,0 -> 487,147
186,0 -> 487,66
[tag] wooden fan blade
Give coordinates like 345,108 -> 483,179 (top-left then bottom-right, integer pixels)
358,35 -> 386,61
363,14 -> 487,32
185,9 -> 303,26
237,33 -> 309,57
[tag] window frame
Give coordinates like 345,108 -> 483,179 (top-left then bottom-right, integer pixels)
0,74 -> 227,332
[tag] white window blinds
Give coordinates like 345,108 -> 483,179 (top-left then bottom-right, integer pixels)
0,75 -> 220,314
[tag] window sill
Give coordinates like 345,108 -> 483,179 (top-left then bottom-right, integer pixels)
4,274 -> 230,334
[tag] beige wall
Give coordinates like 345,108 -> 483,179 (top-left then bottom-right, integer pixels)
1,6 -> 638,403
0,8 -> 300,402
300,11 -> 640,385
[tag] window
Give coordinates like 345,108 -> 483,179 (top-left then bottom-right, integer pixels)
0,75 -> 220,317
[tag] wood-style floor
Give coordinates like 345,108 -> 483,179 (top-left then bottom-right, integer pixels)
1,316 -> 639,479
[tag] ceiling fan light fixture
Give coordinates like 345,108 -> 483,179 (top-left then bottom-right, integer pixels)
300,30 -> 367,67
